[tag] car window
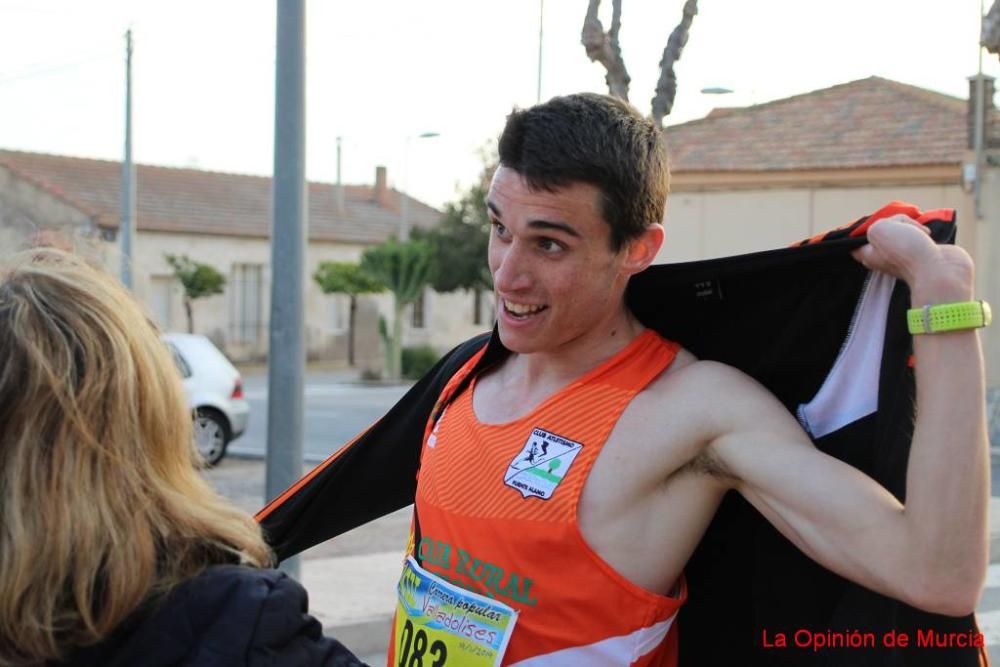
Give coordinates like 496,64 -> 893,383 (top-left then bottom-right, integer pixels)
166,342 -> 192,379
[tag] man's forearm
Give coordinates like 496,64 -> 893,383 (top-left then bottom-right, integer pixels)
903,277 -> 989,612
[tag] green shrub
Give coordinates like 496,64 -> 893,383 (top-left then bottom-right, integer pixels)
402,345 -> 440,380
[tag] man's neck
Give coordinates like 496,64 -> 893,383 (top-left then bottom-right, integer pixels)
502,308 -> 645,390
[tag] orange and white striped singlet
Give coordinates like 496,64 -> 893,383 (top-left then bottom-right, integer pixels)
398,330 -> 686,666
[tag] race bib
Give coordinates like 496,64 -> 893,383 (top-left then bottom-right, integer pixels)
395,556 -> 518,667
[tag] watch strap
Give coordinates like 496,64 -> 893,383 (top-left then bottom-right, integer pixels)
906,300 -> 992,335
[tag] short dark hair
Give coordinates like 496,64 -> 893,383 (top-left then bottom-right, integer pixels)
497,93 -> 669,252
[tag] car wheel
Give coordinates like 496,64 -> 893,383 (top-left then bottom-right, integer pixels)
194,408 -> 229,466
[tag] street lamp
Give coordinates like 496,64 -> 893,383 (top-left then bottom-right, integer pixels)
701,86 -> 761,106
399,131 -> 440,241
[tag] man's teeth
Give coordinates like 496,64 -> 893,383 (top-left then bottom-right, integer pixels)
505,301 -> 546,315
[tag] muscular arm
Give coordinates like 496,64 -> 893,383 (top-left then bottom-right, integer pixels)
702,218 -> 988,616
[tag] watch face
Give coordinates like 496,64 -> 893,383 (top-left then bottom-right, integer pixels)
983,301 -> 993,327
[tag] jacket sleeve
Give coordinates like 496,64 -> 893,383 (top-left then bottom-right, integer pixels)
256,334 -> 491,562
247,570 -> 368,667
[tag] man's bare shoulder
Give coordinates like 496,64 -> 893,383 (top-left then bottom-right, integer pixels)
609,348 -> 727,479
641,345 -> 768,413
621,344 -> 803,480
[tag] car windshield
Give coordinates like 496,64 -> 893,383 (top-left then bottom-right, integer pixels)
165,342 -> 192,379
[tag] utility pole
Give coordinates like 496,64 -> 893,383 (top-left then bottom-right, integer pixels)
537,0 -> 544,103
399,132 -> 439,241
400,137 -> 411,241
267,0 -> 307,580
976,0 -> 986,219
336,136 -> 345,214
120,29 -> 136,288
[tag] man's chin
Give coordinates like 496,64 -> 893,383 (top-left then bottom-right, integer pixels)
496,325 -> 544,354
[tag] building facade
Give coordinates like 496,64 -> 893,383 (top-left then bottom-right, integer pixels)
0,152 -> 492,372
660,76 -> 1000,394
3,75 -> 996,393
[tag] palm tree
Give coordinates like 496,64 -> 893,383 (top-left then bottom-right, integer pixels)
361,239 -> 434,379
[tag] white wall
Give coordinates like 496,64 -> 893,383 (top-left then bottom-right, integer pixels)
658,183 -> 968,263
655,181 -> 1000,389
130,230 -> 485,365
402,288 -> 494,352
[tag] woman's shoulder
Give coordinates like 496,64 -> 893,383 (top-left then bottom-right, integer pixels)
63,566 -> 366,667
169,565 -> 366,665
184,563 -> 294,604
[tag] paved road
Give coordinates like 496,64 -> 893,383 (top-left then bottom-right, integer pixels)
229,372 -> 412,464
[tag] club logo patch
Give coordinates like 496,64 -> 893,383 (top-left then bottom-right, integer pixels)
504,428 -> 583,500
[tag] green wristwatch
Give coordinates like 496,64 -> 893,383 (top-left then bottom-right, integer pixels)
906,300 -> 993,335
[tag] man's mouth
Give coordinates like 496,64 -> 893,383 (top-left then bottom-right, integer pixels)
503,300 -> 549,319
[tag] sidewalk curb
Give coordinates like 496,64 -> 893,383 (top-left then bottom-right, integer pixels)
323,616 -> 392,659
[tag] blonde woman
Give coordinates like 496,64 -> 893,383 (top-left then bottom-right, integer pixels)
0,249 -> 365,667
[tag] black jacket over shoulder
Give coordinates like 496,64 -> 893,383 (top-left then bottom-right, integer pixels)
257,203 -> 989,667
61,566 -> 366,667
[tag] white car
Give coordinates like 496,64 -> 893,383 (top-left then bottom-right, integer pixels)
163,333 -> 249,466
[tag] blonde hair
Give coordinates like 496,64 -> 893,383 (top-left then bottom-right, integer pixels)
0,249 -> 272,665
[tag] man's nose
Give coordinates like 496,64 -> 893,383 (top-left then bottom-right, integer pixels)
493,242 -> 533,293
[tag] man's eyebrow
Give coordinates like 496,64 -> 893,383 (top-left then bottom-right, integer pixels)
527,219 -> 581,238
485,200 -> 581,239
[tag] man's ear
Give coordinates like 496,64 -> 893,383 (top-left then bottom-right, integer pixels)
621,223 -> 664,276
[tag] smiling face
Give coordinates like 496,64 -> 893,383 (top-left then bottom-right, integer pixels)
486,166 -> 663,355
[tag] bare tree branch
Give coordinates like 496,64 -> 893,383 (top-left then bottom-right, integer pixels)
581,0 -> 631,100
651,0 -> 699,127
983,0 -> 1000,56
609,0 -> 626,87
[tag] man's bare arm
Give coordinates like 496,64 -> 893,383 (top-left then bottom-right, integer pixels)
700,218 -> 988,616
857,217 -> 988,611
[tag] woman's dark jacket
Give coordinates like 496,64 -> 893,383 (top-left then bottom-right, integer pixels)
61,566 -> 366,667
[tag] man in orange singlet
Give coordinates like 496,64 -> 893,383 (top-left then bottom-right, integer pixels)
390,93 -> 990,666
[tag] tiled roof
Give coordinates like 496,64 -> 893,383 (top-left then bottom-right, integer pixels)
0,150 -> 440,244
663,77 -> 969,172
